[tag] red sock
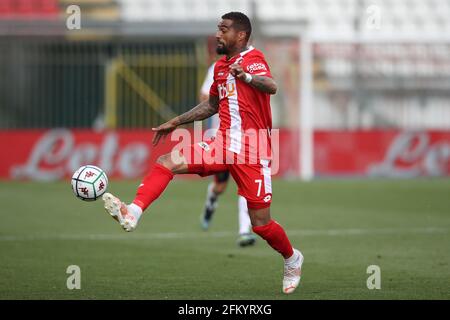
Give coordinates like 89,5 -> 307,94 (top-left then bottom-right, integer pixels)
132,164 -> 174,211
252,220 -> 294,259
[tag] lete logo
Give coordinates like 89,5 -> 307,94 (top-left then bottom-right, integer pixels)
11,129 -> 149,181
368,131 -> 450,177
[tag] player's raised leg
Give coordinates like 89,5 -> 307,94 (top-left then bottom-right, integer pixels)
103,82 -> 220,231
103,150 -> 188,232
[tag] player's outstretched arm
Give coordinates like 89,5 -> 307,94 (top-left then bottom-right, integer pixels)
175,94 -> 219,126
152,95 -> 219,146
229,63 -> 277,94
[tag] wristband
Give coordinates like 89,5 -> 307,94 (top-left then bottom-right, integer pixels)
243,73 -> 253,83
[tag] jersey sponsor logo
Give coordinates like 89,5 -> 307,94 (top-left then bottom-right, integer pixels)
247,62 -> 267,73
218,82 -> 236,100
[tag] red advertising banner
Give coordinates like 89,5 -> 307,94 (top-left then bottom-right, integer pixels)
0,129 -> 179,181
0,129 -> 449,180
315,130 -> 450,177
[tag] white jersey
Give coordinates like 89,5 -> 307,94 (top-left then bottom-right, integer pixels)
201,62 -> 219,138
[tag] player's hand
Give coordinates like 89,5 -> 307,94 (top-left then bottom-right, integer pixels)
152,120 -> 177,146
229,63 -> 247,81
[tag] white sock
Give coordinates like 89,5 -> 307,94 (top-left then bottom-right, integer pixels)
238,196 -> 252,235
285,249 -> 299,265
206,182 -> 218,208
127,203 -> 143,221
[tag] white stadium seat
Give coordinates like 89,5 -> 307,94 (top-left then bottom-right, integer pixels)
116,0 -> 450,39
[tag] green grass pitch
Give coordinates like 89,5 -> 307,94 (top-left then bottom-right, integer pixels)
0,178 -> 449,299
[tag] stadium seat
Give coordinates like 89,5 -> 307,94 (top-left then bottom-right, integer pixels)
117,0 -> 450,37
0,0 -> 58,18
0,0 -> 13,16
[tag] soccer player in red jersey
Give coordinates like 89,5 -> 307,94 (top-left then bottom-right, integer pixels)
103,12 -> 304,294
199,61 -> 256,247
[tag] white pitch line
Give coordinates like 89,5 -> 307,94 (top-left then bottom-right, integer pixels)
0,227 -> 448,242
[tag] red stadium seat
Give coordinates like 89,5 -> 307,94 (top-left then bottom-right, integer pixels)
40,0 -> 59,15
0,0 -> 14,16
16,0 -> 34,16
0,0 -> 58,18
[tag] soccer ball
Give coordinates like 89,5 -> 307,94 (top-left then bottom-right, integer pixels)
71,165 -> 108,201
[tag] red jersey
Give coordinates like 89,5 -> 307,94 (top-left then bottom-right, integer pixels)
209,46 -> 273,160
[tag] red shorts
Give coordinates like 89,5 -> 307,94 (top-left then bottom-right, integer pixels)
180,139 -> 272,209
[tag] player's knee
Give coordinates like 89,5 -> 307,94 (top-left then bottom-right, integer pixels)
248,207 -> 271,226
156,152 -> 186,174
156,154 -> 176,172
251,216 -> 270,227
156,154 -> 173,170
